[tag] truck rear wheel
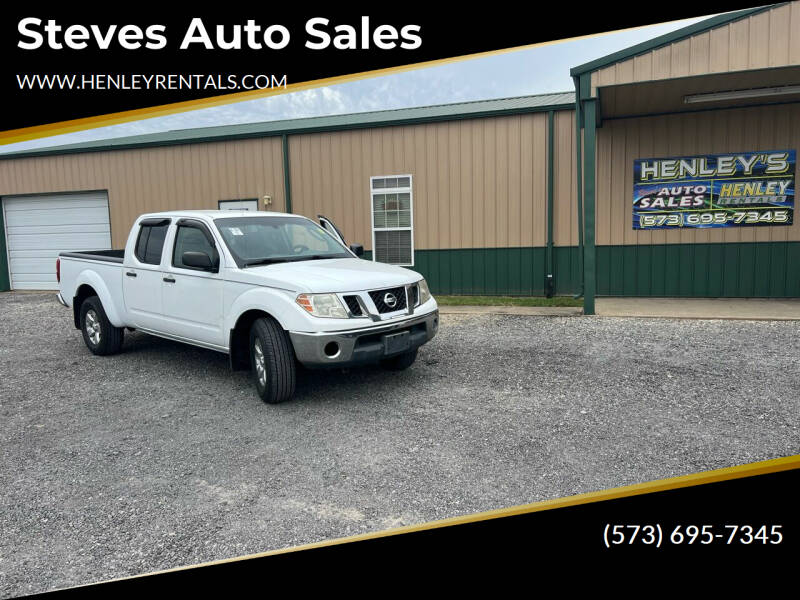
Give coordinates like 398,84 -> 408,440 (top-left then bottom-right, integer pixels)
80,295 -> 124,356
249,316 -> 296,404
380,348 -> 418,371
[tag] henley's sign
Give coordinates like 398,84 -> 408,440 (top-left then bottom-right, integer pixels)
633,150 -> 795,230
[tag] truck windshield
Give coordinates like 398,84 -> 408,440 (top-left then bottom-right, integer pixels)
214,216 -> 352,267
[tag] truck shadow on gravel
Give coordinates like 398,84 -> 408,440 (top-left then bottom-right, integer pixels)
119,331 -> 229,368
118,330 -> 426,405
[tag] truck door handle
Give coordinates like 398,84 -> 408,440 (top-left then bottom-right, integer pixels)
126,272 -> 137,278
163,277 -> 176,283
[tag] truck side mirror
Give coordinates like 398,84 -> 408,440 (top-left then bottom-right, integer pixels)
182,251 -> 214,270
349,243 -> 364,257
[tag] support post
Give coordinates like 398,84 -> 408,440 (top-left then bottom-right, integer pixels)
582,99 -> 597,316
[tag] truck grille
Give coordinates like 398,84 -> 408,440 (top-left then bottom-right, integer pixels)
343,295 -> 362,316
369,286 -> 407,313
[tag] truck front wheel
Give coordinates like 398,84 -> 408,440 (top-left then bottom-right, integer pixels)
249,316 -> 296,404
79,295 -> 124,356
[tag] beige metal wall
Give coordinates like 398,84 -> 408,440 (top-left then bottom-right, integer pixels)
590,2 -> 800,96
553,110 -> 580,247
595,103 -> 800,246
0,137 -> 286,247
289,111 -> 577,251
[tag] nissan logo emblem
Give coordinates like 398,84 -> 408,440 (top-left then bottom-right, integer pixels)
383,292 -> 398,308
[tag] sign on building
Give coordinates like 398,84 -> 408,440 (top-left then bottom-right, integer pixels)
633,150 -> 795,230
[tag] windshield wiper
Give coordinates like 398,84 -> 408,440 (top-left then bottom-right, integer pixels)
243,257 -> 293,267
244,254 -> 348,267
292,254 -> 344,262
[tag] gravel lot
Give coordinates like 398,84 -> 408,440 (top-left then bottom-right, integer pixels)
1,291 -> 798,595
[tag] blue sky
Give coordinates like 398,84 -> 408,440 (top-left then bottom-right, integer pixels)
2,15 -> 710,154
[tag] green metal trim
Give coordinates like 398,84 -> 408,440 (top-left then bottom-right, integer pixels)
573,76 -> 584,299
0,201 -> 9,291
596,241 -> 800,297
371,241 -> 798,298
582,99 -> 598,315
546,110 -> 555,296
0,100 -> 576,161
406,246 -> 581,296
579,72 -> 592,103
595,94 -> 603,128
282,134 -> 292,214
569,4 -> 782,77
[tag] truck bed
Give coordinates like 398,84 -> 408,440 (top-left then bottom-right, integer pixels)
59,250 -> 124,263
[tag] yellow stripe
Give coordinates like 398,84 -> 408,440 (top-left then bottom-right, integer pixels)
64,453 -> 799,590
0,19 -> 687,145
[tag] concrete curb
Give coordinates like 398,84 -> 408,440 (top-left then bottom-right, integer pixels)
595,298 -> 800,322
593,313 -> 800,322
438,305 -> 583,317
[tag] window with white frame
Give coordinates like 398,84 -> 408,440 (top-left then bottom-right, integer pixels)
371,175 -> 413,266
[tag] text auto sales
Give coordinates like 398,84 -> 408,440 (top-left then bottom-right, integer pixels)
637,181 -> 791,209
636,152 -> 792,209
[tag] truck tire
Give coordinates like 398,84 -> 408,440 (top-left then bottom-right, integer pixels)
380,348 -> 418,371
249,316 -> 296,404
80,295 -> 124,356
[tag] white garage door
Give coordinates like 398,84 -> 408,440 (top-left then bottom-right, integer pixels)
2,191 -> 111,290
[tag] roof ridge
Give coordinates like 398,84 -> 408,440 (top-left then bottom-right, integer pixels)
161,91 -> 574,134
0,91 -> 575,159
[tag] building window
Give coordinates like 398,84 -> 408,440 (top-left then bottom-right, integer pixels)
218,199 -> 259,211
371,175 -> 413,266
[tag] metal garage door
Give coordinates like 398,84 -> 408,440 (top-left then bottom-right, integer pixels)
2,191 -> 111,290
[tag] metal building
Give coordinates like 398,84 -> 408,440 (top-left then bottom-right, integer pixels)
1,3 -> 798,315
573,2 -> 800,312
0,94 -> 579,297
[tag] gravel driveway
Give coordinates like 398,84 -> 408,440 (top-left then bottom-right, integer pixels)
1,291 -> 798,595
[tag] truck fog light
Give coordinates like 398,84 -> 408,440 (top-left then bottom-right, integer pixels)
324,342 -> 340,358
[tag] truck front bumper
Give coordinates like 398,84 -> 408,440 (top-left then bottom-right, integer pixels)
289,309 -> 439,368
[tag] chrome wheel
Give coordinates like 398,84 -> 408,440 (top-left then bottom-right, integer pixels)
85,309 -> 101,345
253,338 -> 267,387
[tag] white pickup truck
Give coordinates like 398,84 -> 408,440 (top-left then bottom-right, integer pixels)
56,210 -> 438,403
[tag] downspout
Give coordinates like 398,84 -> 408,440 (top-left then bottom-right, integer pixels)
572,75 -> 584,299
282,134 -> 292,213
545,110 -> 555,297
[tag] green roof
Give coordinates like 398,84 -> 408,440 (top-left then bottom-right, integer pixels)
570,3 -> 784,76
1,92 -> 575,160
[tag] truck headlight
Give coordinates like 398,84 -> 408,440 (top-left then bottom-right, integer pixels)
296,293 -> 348,318
418,279 -> 432,305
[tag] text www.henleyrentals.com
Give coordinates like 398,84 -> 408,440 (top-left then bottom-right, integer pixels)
16,73 -> 288,91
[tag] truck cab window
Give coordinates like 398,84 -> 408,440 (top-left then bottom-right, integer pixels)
134,223 -> 169,265
173,225 -> 217,269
